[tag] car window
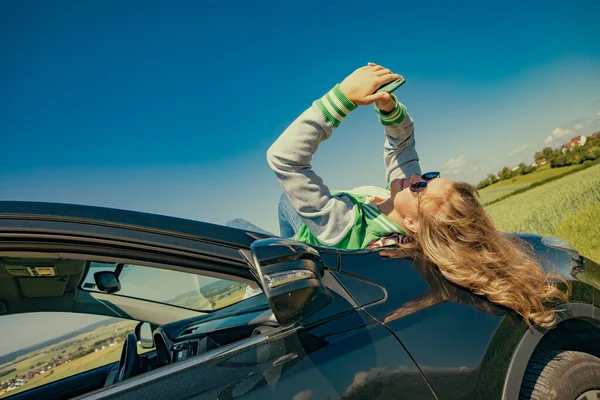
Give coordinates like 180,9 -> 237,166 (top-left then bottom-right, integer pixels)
0,313 -> 139,398
81,262 -> 253,312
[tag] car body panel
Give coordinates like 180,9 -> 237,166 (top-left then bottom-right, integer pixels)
0,201 -> 340,273
0,201 -> 264,250
338,250 -> 509,399
79,310 -> 435,400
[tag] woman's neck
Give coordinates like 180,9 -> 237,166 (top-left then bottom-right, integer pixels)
377,198 -> 408,232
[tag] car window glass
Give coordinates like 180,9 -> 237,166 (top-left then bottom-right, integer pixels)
0,313 -> 139,398
81,262 -> 252,312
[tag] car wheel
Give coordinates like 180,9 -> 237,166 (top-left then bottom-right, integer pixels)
520,350 -> 600,399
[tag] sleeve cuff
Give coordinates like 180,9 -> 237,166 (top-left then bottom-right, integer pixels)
375,94 -> 407,125
316,84 -> 358,128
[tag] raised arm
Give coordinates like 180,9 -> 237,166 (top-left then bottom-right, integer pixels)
374,93 -> 422,186
266,88 -> 355,245
267,64 -> 401,245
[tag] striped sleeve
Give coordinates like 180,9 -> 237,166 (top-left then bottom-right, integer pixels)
374,94 -> 407,125
316,84 -> 358,127
363,203 -> 406,235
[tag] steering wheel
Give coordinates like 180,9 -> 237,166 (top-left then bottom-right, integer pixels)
116,333 -> 141,383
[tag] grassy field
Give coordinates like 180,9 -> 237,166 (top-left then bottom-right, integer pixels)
478,183 -> 530,205
173,284 -> 246,310
0,320 -> 137,398
0,286 -> 247,398
478,165 -> 580,204
553,202 -> 600,264
485,163 -> 600,262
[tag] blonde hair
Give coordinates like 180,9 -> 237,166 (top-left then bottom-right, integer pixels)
400,182 -> 570,328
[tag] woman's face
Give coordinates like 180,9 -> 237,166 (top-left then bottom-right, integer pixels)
390,175 -> 453,232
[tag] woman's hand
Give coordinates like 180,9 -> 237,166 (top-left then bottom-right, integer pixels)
339,63 -> 402,106
408,173 -> 426,185
374,95 -> 396,113
369,62 -> 398,112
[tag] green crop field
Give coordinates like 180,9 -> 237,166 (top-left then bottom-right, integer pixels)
478,183 -> 530,205
478,165 -> 580,204
0,320 -> 137,398
485,163 -> 600,262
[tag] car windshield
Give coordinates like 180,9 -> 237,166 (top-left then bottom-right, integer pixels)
81,262 -> 253,312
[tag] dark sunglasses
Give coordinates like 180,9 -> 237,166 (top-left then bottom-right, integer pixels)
409,171 -> 441,193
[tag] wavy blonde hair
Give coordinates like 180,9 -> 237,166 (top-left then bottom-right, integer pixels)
399,181 -> 570,328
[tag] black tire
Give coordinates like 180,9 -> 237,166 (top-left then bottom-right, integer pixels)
520,350 -> 600,400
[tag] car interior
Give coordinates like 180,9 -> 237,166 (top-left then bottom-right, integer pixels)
0,255 -> 281,400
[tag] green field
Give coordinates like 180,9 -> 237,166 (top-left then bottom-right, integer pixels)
485,163 -> 600,262
478,183 -> 530,205
478,165 -> 580,204
0,320 -> 137,398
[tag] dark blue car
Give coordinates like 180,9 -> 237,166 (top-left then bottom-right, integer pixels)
0,201 -> 599,400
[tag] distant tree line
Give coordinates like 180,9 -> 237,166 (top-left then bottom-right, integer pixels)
476,134 -> 600,190
0,368 -> 16,378
540,136 -> 600,168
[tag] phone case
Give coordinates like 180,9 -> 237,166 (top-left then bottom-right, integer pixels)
375,78 -> 406,94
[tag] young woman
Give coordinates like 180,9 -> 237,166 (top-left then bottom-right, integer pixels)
262,63 -> 569,328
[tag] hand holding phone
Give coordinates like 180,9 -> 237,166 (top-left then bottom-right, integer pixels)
375,77 -> 406,94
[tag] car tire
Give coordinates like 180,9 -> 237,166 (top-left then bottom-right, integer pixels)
519,350 -> 600,400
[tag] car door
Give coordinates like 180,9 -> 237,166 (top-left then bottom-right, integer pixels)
90,305 -> 436,400
83,238 -> 436,400
336,248 -> 515,399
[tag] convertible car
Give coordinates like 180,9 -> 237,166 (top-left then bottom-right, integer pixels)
0,201 -> 599,400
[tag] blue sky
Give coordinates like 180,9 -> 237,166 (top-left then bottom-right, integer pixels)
2,0 -> 600,236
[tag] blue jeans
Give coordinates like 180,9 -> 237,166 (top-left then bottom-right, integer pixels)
226,193 -> 303,238
277,193 -> 304,238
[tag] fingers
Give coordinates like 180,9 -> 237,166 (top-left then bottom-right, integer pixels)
371,65 -> 385,71
380,92 -> 392,101
409,173 -> 426,184
363,91 -> 392,105
376,68 -> 392,77
367,63 -> 402,79
376,73 -> 402,85
367,62 -> 385,71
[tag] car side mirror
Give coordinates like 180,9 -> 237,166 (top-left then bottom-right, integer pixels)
135,322 -> 154,349
94,271 -> 121,294
250,238 -> 332,326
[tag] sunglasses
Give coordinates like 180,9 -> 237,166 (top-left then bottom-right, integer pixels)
409,171 -> 441,193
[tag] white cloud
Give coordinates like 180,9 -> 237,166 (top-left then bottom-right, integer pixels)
508,145 -> 529,157
545,127 -> 575,144
440,154 -> 468,175
545,122 -> 587,144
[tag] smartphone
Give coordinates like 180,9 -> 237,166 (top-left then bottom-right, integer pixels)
375,77 -> 406,94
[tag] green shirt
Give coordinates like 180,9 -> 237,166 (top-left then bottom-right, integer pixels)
294,191 -> 407,250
